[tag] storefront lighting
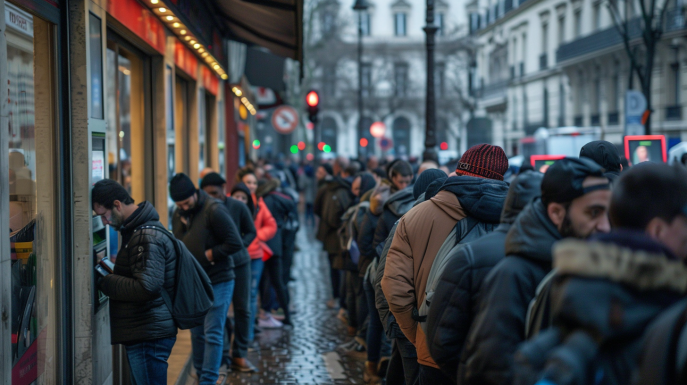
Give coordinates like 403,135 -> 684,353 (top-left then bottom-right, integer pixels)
159,7 -> 167,12
194,44 -> 201,49
190,40 -> 196,45
232,87 -> 243,97
221,74 -> 228,80
198,48 -> 205,53
184,36 -> 191,41
173,22 -> 180,28
151,0 -> 159,4
180,29 -> 187,35
201,52 -> 208,57
213,64 -> 220,70
166,15 -> 174,21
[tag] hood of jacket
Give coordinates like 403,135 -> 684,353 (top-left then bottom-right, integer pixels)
256,178 -> 280,198
370,183 -> 391,215
554,232 -> 686,292
360,187 -> 375,203
120,201 -> 160,236
439,176 -> 509,224
551,232 -> 687,340
359,173 -> 377,197
327,176 -> 352,193
385,186 -> 416,217
505,198 -> 562,262
500,170 -> 544,224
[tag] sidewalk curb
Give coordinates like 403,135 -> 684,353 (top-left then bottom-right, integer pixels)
173,353 -> 193,385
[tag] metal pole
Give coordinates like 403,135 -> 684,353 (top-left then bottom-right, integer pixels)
357,11 -> 364,160
423,0 -> 438,160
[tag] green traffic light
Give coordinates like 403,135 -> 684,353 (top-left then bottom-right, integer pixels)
253,139 -> 260,146
323,145 -> 331,153
290,145 -> 299,154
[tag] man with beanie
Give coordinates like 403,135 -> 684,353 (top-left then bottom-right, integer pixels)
460,157 -> 612,385
170,173 -> 244,385
580,140 -> 623,181
425,170 -> 544,382
382,144 -> 511,384
201,173 -> 259,373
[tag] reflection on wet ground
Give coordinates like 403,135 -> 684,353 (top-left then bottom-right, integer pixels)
224,228 -> 365,384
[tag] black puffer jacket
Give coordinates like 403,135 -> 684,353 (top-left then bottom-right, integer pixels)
223,197 -> 256,267
514,232 -> 687,385
99,202 -> 177,345
460,198 -> 562,385
426,171 -> 543,382
172,190 -> 244,284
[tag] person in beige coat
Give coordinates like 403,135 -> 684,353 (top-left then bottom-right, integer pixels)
382,144 -> 510,384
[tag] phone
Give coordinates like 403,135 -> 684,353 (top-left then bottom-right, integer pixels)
99,256 -> 115,274
94,264 -> 110,277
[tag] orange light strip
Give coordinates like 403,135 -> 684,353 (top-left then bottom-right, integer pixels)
148,2 -> 228,80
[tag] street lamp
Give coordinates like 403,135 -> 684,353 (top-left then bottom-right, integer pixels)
423,0 -> 439,162
353,0 -> 369,160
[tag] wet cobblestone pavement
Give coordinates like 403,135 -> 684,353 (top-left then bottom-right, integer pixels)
224,228 -> 366,384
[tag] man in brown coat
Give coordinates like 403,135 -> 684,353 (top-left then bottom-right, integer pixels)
382,144 -> 510,384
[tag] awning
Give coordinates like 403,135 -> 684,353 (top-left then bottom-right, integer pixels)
214,0 -> 303,62
245,47 -> 286,91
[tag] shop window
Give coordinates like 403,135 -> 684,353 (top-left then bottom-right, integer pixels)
198,88 -> 207,173
218,99 -> 226,178
6,4 -> 58,382
165,65 -> 175,229
105,37 -> 146,203
89,13 -> 104,119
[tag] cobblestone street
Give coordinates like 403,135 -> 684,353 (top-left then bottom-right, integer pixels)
222,227 -> 366,384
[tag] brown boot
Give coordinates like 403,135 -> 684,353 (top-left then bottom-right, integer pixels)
364,361 -> 381,384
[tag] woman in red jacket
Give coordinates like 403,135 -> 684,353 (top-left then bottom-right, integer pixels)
231,171 -> 277,343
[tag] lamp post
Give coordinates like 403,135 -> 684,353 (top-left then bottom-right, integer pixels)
423,0 -> 439,162
353,0 -> 369,160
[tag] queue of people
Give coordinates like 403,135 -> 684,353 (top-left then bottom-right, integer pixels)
314,142 -> 687,385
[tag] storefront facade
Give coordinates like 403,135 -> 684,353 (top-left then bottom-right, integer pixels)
0,0 -> 233,383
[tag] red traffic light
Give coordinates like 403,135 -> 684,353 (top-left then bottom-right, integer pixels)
318,142 -> 326,151
298,141 -> 306,151
360,138 -> 369,147
307,122 -> 314,130
306,91 -> 319,107
440,142 -> 449,151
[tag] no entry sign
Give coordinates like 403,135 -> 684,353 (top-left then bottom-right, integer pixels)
271,105 -> 299,135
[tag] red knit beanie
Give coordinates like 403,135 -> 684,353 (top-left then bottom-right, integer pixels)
455,144 -> 508,181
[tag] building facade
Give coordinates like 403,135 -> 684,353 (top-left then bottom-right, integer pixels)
307,0 -> 473,159
470,0 -> 687,157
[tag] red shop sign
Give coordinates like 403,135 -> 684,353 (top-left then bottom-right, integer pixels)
107,0 -> 166,55
202,66 -> 219,96
175,41 -> 198,80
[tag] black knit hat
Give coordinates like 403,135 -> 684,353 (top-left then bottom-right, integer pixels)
200,172 -> 227,189
169,173 -> 197,202
414,169 -> 447,199
321,163 -> 334,176
541,157 -> 609,205
580,140 -> 621,173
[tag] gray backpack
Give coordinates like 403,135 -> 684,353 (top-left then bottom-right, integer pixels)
418,216 -> 496,334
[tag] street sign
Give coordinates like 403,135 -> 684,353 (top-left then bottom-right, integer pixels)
271,105 -> 299,135
625,91 -> 647,136
379,137 -> 393,151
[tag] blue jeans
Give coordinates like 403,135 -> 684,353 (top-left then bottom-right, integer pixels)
248,258 -> 265,342
125,337 -> 176,385
364,277 -> 390,362
191,280 -> 234,385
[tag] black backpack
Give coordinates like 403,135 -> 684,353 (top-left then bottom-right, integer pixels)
131,225 -> 214,329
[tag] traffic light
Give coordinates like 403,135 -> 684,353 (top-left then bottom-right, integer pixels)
440,142 -> 449,151
306,90 -> 320,124
360,138 -> 369,147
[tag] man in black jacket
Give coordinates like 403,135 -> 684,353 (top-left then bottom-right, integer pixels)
93,179 -> 177,385
201,172 -> 258,373
425,170 -> 543,382
460,158 -> 612,385
170,173 -> 244,385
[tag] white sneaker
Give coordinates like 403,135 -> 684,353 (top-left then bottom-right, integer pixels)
258,314 -> 283,329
